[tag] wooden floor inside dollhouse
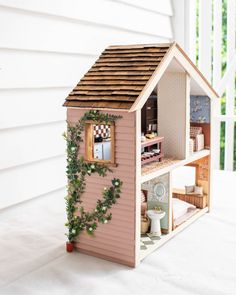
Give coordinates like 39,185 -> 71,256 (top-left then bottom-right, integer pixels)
141,149 -> 210,181
142,157 -> 180,175
139,207 -> 208,261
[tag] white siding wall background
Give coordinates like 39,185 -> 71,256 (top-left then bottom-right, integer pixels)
0,0 -> 174,208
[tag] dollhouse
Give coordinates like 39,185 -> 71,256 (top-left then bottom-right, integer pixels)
63,42 -> 218,267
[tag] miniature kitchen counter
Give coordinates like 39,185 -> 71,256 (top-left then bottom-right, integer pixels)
141,136 -> 164,165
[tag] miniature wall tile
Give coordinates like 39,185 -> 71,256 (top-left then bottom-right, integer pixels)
190,95 -> 210,123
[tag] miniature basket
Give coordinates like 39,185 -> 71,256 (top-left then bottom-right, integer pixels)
141,216 -> 150,234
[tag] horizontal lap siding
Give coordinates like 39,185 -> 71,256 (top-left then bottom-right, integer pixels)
0,122 -> 65,169
67,108 -> 136,266
0,0 -> 173,209
0,88 -> 68,129
0,157 -> 67,208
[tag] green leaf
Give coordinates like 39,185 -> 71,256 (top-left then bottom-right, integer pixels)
64,110 -> 122,242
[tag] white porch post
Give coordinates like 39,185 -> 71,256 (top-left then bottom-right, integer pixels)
212,0 -> 222,170
224,0 -> 235,171
172,0 -> 196,62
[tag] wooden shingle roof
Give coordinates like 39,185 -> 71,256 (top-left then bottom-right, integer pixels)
63,43 -> 172,110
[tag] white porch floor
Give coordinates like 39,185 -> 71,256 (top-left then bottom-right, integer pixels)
0,170 -> 236,295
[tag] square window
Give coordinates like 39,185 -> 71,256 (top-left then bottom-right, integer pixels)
85,121 -> 115,164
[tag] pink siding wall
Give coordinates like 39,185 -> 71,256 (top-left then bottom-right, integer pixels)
67,108 -> 136,267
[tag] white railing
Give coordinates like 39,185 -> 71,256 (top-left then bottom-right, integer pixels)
173,0 -> 236,170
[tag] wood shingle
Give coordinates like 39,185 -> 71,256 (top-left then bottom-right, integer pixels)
64,43 -> 172,110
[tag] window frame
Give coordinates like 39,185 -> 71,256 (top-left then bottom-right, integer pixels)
84,120 -> 115,165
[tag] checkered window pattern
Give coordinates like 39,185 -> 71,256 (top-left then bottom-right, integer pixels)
93,124 -> 110,139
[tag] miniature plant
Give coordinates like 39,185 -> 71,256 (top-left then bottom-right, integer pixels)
63,110 -> 122,244
154,206 -> 162,212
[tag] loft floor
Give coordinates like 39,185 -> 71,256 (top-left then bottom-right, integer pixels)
142,157 -> 179,175
141,149 -> 210,183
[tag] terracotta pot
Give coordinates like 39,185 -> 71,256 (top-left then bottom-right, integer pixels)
66,241 -> 74,252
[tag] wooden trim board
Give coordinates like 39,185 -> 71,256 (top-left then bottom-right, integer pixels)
175,44 -> 219,98
168,171 -> 173,233
134,109 -> 142,267
66,106 -> 130,112
208,100 -> 214,211
130,43 -> 219,112
185,74 -> 191,158
108,43 -> 172,49
174,45 -> 219,100
129,42 -> 176,112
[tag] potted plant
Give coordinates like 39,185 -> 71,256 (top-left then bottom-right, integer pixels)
66,240 -> 74,252
154,206 -> 163,213
65,226 -> 77,253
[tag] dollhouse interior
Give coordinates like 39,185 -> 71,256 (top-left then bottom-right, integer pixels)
140,58 -> 211,172
140,156 -> 210,258
139,58 -> 211,260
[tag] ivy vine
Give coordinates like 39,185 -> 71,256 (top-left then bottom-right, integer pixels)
63,110 -> 122,242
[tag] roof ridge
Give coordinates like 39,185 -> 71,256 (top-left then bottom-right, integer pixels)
107,42 -> 174,49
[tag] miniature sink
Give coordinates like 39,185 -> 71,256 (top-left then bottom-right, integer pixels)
147,210 -> 166,237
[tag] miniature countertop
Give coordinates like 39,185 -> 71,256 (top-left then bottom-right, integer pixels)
141,136 -> 164,148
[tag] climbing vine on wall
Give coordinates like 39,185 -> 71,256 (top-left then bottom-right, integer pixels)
63,110 -> 122,242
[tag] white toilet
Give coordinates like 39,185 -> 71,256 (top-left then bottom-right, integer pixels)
147,209 -> 166,237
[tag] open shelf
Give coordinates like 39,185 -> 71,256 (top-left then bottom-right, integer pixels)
141,149 -> 210,183
141,136 -> 164,165
139,207 -> 209,261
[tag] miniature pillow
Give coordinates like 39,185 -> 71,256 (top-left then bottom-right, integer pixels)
190,126 -> 202,137
194,186 -> 203,195
173,198 -> 196,220
185,185 -> 195,194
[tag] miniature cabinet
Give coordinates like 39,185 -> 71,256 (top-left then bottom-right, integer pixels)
94,141 -> 111,160
141,94 -> 157,133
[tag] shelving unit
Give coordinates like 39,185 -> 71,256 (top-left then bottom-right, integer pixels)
141,136 -> 164,165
